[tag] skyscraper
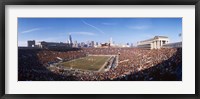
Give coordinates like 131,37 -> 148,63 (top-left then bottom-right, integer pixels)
68,33 -> 73,47
91,41 -> 95,47
69,33 -> 73,44
73,40 -> 78,48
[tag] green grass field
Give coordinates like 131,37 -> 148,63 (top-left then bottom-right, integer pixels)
58,56 -> 110,71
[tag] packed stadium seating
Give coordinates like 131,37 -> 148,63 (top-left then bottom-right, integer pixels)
18,48 -> 182,81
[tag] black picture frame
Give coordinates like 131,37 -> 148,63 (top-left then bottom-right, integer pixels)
0,0 -> 199,99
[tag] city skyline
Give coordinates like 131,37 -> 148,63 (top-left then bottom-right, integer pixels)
18,18 -> 182,46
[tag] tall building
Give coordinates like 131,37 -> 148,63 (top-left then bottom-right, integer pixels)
78,43 -> 81,48
81,42 -> 85,48
91,41 -> 95,47
73,40 -> 78,48
96,42 -> 98,46
68,33 -> 73,47
27,40 -> 35,47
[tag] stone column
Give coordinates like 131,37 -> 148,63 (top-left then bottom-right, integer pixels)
160,40 -> 162,48
156,40 -> 158,49
155,41 -> 158,49
154,41 -> 156,49
151,43 -> 153,49
152,41 -> 154,49
158,40 -> 160,49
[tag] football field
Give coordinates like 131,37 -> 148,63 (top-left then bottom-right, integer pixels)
57,56 -> 111,71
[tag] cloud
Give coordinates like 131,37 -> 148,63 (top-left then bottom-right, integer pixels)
102,22 -> 117,25
21,28 -> 40,34
82,20 -> 105,34
70,32 -> 96,36
128,26 -> 150,30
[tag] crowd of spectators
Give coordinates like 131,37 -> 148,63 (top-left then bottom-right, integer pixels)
18,47 -> 182,81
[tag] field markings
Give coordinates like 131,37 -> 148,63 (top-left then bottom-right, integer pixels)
58,56 -> 111,71
98,56 -> 113,72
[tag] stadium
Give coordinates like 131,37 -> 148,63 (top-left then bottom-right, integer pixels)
18,46 -> 182,81
18,18 -> 183,81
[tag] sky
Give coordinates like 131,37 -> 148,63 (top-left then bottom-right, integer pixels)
18,18 -> 182,46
